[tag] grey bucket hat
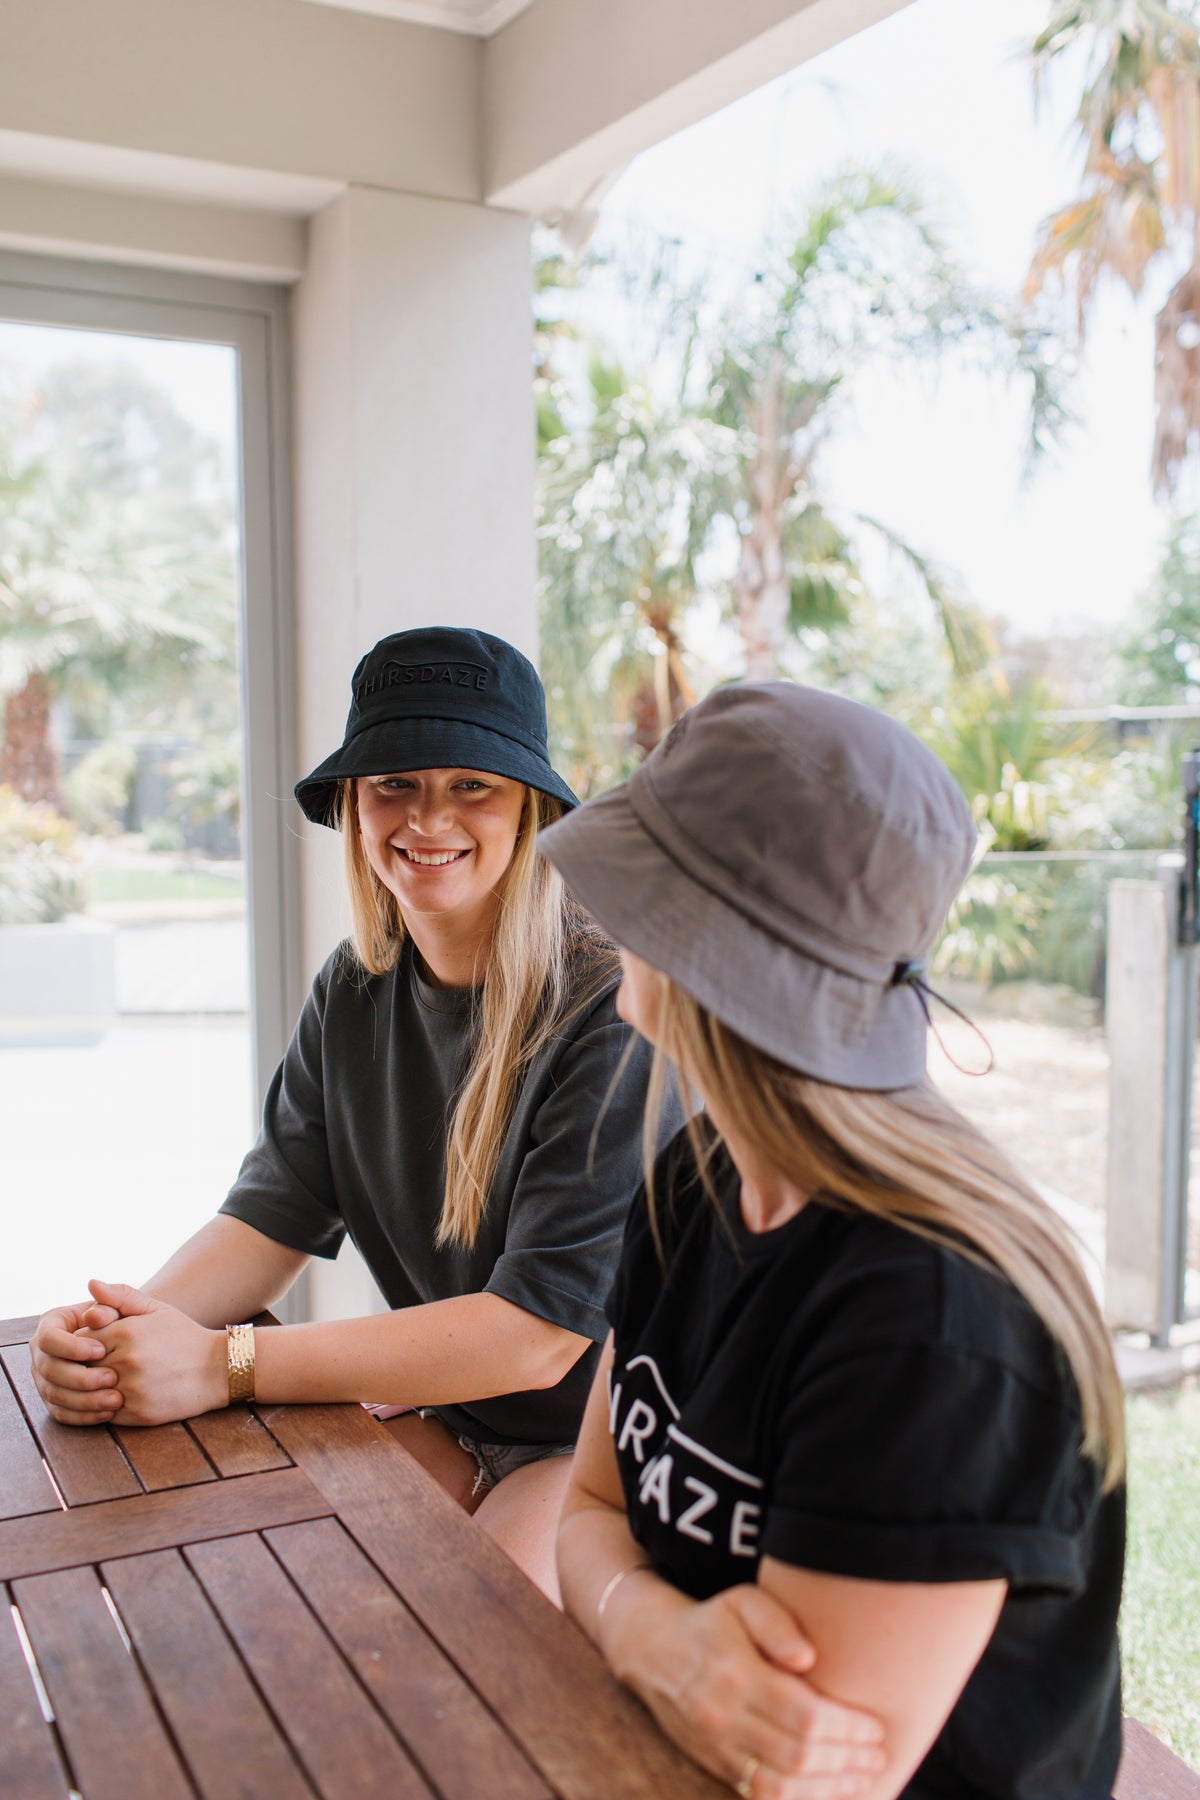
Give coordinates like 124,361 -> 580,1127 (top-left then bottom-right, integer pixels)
538,681 -> 978,1090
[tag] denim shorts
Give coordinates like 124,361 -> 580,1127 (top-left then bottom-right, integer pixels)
364,1401 -> 573,1497
443,1422 -> 575,1498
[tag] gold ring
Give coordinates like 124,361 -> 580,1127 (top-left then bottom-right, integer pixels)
736,1755 -> 760,1799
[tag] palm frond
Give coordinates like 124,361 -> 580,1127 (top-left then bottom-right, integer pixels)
1026,0 -> 1200,488
1153,266 -> 1200,492
853,513 -> 992,677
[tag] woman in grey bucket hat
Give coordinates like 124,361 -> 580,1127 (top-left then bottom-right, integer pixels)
548,682 -> 1126,1800
28,626 -> 673,1604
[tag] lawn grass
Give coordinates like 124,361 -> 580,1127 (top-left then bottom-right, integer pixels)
1120,1379 -> 1200,1768
88,868 -> 244,904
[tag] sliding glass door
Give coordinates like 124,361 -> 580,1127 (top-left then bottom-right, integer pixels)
0,255 -> 296,1318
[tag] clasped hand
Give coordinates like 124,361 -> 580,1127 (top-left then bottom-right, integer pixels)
30,1280 -> 227,1427
607,1581 -> 886,1799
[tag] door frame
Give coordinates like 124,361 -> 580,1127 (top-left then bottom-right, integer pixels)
0,249 -> 300,1110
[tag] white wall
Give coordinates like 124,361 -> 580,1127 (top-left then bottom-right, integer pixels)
291,185 -> 537,977
287,184 -> 536,1322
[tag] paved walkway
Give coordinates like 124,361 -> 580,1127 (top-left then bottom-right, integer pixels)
1,1018 -> 253,1318
114,917 -> 249,1013
2,915 -> 252,1316
929,1012 -> 1110,1289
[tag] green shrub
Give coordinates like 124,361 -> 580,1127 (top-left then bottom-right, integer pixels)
929,675 -> 1095,851
971,771 -> 1050,853
1046,746 -> 1181,854
64,740 -> 137,835
168,735 -> 241,833
0,786 -> 86,923
933,854 -> 1157,996
144,815 -> 184,853
934,868 -> 1043,985
931,719 -> 1177,995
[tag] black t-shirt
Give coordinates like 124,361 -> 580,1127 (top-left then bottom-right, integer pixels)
607,1132 -> 1124,1800
222,939 -> 673,1444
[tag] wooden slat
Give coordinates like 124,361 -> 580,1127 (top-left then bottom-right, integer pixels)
186,1531 -> 433,1800
267,1518 -> 551,1800
14,1565 -> 192,1800
187,1404 -> 291,1477
0,1364 -> 60,1522
0,1315 -> 42,1348
1115,1718 -> 1200,1799
262,1403 -> 726,1800
113,1421 -> 217,1492
0,1587 -> 68,1799
0,1345 -> 139,1506
0,1466 -> 332,1582
102,1549 -> 315,1800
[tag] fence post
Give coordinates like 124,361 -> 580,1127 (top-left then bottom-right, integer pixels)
1105,858 -> 1194,1345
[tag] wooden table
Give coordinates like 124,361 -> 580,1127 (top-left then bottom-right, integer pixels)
5,1315 -> 1198,1800
0,1312 -> 726,1800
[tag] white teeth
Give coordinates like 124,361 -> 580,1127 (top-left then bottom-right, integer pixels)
401,848 -> 467,866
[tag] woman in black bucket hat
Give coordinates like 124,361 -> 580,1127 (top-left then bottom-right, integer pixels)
28,627 -> 680,1602
547,682 -> 1126,1799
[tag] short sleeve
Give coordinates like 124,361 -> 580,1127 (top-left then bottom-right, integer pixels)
219,961 -> 347,1259
485,1002 -> 673,1342
764,1335 -> 1099,1594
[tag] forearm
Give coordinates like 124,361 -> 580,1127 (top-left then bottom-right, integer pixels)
142,1216 -> 308,1326
755,1558 -> 1004,1800
558,1490 -> 681,1665
252,1291 -> 587,1407
554,1357 -> 889,1792
557,1340 -> 684,1663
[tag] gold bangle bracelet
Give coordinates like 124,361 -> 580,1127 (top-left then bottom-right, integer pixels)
225,1322 -> 255,1403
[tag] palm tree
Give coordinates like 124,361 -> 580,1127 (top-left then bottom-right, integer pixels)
538,353 -> 736,789
712,169 -> 1049,677
533,245 -> 579,456
1026,0 -> 1200,494
0,366 -> 236,809
537,173 -> 1062,783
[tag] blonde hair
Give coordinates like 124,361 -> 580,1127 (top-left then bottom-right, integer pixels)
644,981 -> 1125,1492
339,778 -> 617,1248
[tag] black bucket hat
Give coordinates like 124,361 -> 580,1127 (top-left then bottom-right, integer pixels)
294,626 -> 578,826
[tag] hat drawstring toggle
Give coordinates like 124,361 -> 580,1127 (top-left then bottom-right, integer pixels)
891,961 -> 995,1078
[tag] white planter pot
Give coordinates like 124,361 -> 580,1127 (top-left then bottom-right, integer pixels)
0,916 -> 117,1046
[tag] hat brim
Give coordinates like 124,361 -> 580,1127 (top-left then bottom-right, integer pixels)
539,785 -> 928,1090
295,717 -> 578,826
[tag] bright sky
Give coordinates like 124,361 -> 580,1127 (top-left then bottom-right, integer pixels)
599,0 -> 1169,640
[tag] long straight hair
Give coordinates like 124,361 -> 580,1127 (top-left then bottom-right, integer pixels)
339,778 -> 617,1247
644,980 -> 1125,1491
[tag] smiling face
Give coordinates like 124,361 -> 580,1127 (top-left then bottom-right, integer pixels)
355,768 -> 526,941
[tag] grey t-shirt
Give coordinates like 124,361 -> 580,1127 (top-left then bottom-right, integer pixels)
220,939 -> 670,1444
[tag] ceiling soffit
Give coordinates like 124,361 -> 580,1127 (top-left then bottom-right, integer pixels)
297,0 -> 534,35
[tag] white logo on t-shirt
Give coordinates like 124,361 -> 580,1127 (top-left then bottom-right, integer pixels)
608,1357 -> 763,1560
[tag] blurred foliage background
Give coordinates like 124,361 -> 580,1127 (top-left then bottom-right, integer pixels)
535,195 -> 1199,998
0,352 -> 241,921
